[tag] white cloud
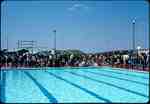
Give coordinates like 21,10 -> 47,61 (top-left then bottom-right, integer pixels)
68,4 -> 88,11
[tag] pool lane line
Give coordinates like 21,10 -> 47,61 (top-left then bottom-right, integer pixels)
66,71 -> 148,98
24,72 -> 58,103
96,68 -> 149,80
46,71 -> 112,103
81,70 -> 148,86
0,71 -> 6,103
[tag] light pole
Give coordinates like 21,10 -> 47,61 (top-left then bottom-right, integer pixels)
53,30 -> 56,66
131,19 -> 136,69
132,19 -> 136,51
53,30 -> 56,52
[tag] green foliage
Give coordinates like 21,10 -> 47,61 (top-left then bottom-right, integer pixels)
17,49 -> 29,55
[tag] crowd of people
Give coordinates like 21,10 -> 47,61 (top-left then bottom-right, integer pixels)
0,49 -> 149,71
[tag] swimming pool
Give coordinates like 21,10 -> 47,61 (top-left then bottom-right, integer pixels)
0,67 -> 149,103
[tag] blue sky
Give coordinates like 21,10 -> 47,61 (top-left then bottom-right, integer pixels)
1,0 -> 149,53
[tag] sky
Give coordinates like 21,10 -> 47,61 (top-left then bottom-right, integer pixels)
1,0 -> 149,53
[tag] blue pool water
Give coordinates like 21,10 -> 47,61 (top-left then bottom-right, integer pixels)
0,67 -> 149,103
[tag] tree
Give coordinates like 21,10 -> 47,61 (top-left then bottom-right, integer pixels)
17,49 -> 29,55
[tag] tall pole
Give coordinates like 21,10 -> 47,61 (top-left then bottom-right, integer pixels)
132,19 -> 136,51
132,19 -> 136,69
53,30 -> 56,67
53,30 -> 56,52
